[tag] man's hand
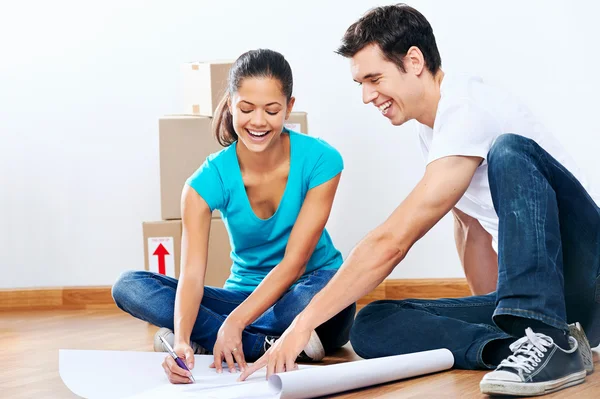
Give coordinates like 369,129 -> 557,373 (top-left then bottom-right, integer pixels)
238,323 -> 311,381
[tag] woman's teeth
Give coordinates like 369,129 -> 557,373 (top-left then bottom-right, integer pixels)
379,100 -> 392,115
248,129 -> 269,137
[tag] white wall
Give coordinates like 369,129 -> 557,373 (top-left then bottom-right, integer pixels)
2,0 -> 599,288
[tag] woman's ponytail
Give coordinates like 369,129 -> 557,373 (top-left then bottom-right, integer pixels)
212,92 -> 237,147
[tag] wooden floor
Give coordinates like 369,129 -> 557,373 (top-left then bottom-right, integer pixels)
1,308 -> 599,398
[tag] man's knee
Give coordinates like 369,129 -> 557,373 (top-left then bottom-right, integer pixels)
487,133 -> 531,171
350,300 -> 402,359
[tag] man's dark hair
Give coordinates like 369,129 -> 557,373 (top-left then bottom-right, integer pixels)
336,4 -> 441,75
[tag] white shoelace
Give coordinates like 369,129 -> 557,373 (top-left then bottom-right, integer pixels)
264,336 -> 277,352
499,328 -> 554,374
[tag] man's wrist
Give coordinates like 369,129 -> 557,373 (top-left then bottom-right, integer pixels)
293,310 -> 317,332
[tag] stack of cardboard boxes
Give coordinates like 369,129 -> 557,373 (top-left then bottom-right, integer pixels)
143,61 -> 309,287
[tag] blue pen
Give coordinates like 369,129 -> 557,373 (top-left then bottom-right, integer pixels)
159,335 -> 195,383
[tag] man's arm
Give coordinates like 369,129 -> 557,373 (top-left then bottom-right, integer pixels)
239,155 -> 483,380
294,155 -> 483,331
452,207 -> 498,295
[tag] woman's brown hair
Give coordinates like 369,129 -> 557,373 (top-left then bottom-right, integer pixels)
212,49 -> 294,147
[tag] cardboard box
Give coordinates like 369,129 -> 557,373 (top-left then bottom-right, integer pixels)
159,115 -> 222,220
143,219 -> 232,287
284,112 -> 308,134
183,61 -> 233,117
143,220 -> 182,278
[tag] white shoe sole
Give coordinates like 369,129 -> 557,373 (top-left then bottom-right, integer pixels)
302,330 -> 325,361
480,370 -> 586,396
569,322 -> 594,375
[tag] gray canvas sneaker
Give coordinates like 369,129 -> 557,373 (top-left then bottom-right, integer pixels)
480,328 -> 586,396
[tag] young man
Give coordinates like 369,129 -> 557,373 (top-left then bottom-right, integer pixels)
240,4 -> 600,396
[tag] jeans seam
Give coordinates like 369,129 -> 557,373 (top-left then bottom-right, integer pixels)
202,290 -> 248,305
250,332 -> 266,359
148,272 -> 177,281
477,334 -> 512,369
406,302 -> 496,309
294,269 -> 336,288
307,269 -> 336,279
198,305 -> 227,324
190,305 -> 227,344
121,271 -> 176,285
479,323 -> 504,332
494,307 -> 568,331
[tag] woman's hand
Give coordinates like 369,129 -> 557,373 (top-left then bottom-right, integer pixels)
210,317 -> 248,373
161,342 -> 195,384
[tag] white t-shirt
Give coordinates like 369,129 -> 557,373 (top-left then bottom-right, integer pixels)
417,74 -> 599,253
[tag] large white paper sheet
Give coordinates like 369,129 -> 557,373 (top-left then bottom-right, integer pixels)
60,350 -> 167,399
127,379 -> 279,399
60,348 -> 453,399
59,350 -> 306,398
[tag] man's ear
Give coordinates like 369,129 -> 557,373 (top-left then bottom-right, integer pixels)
405,46 -> 425,76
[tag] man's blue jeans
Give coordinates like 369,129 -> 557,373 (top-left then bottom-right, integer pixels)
350,134 -> 600,369
112,268 -> 355,361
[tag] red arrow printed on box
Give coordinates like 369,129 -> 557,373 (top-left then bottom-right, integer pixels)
153,243 -> 170,275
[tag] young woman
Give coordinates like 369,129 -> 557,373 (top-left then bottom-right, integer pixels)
111,49 -> 355,384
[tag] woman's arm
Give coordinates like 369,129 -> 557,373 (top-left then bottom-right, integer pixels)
226,174 -> 341,329
174,185 -> 213,346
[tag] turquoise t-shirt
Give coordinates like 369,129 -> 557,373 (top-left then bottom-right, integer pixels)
186,130 -> 344,292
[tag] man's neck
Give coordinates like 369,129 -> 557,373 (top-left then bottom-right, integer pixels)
416,69 -> 445,129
